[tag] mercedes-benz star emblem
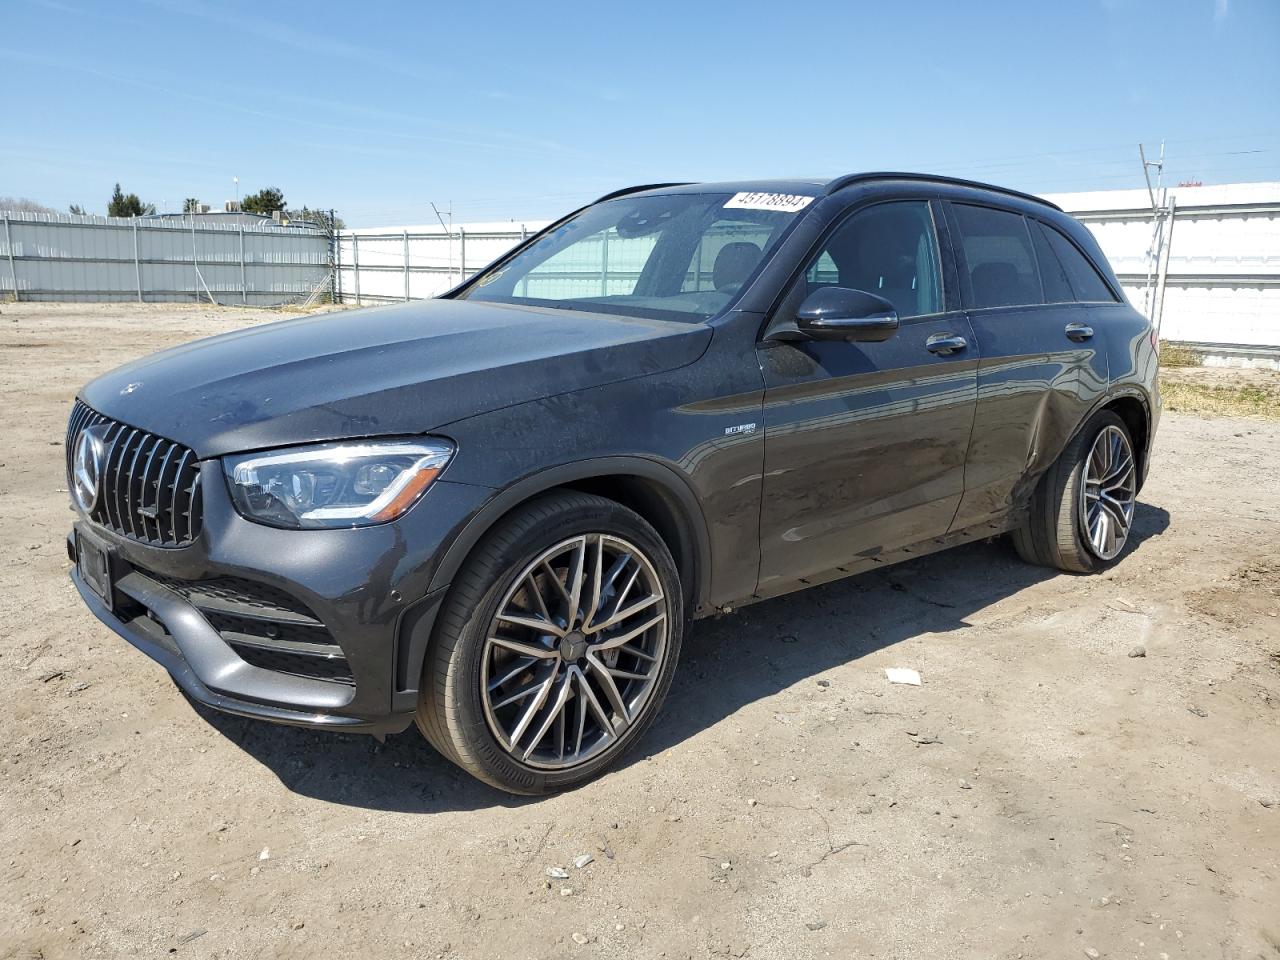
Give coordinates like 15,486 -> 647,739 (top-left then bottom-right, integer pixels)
72,427 -> 106,513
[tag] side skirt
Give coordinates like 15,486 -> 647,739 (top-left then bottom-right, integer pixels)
713,513 -> 1025,614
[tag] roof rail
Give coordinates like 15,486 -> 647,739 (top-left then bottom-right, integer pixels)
824,172 -> 1062,211
593,182 -> 692,203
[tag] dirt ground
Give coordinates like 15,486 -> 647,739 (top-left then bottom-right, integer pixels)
1,302 -> 1277,960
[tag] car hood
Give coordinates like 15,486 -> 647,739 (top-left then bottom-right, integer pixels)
80,299 -> 712,458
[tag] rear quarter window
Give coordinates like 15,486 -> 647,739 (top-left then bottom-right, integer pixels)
1037,221 -> 1118,303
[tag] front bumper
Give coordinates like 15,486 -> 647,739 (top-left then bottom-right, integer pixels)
67,462 -> 493,734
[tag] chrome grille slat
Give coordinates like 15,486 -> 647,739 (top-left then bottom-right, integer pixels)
139,437 -> 162,543
112,428 -> 139,538
124,430 -> 149,540
147,439 -> 168,543
102,423 -> 127,532
184,473 -> 202,545
65,400 -> 203,548
170,450 -> 193,544
149,442 -> 178,543
169,449 -> 191,518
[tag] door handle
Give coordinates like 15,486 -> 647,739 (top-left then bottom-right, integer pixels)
1065,322 -> 1094,342
925,333 -> 968,355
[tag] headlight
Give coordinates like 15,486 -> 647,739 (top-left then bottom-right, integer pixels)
223,438 -> 454,529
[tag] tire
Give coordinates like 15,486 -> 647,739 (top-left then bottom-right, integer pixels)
415,491 -> 683,794
1012,410 -> 1139,574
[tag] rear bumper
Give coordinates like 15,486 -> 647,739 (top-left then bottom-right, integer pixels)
1142,378 -> 1161,490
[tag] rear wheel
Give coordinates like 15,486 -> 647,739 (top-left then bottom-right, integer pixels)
1012,410 -> 1138,573
416,492 -> 682,794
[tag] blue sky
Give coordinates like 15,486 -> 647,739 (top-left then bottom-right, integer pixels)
3,0 -> 1278,226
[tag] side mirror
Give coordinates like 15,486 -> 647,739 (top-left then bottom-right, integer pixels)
793,287 -> 899,342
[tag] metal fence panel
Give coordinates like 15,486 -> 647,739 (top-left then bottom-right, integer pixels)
0,211 -> 331,305
336,225 -> 546,304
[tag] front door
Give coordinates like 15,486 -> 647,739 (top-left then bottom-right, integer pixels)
755,199 -> 978,598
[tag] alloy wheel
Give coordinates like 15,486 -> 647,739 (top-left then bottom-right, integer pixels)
1079,424 -> 1136,560
480,534 -> 669,770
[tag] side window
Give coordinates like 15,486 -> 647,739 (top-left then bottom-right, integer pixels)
951,204 -> 1042,309
1029,221 -> 1074,303
1039,222 -> 1117,302
799,201 -> 943,319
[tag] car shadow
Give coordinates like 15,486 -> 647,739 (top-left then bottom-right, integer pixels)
192,503 -> 1170,813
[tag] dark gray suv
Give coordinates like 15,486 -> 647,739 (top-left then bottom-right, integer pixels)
66,173 -> 1159,793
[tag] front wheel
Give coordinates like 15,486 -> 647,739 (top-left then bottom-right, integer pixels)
1012,410 -> 1138,573
416,492 -> 682,794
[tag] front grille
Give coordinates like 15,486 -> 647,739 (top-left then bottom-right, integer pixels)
134,567 -> 353,686
66,400 -> 203,547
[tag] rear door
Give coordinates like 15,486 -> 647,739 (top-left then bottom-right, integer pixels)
945,202 -> 1108,529
755,198 -> 978,598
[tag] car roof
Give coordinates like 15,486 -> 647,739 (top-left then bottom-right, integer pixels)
606,172 -> 1062,212
601,179 -> 828,201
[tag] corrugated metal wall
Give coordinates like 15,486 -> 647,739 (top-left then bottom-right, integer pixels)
0,211 -> 331,305
1044,182 -> 1280,349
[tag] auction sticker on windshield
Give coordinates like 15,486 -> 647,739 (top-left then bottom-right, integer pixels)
723,192 -> 814,213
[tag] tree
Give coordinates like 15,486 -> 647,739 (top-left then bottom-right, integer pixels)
107,183 -> 153,218
183,198 -> 201,214
286,206 -> 345,234
69,204 -> 88,215
0,196 -> 59,215
241,187 -> 286,216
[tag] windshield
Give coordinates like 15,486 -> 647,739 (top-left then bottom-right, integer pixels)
458,192 -> 806,322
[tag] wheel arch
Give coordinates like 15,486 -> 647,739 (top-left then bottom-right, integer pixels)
1018,386 -> 1154,523
1029,387 -> 1151,501
1102,395 -> 1149,472
1092,388 -> 1153,492
427,457 -> 712,618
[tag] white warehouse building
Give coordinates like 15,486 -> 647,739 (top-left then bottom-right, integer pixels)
338,180 -> 1279,363
1043,181 -> 1279,363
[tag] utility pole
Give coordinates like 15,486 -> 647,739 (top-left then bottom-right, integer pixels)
352,234 -> 361,306
431,202 -> 454,287
1139,141 -> 1168,320
4,215 -> 18,302
331,208 -> 341,304
1139,141 -> 1164,213
1152,195 -> 1176,339
133,220 -> 142,303
238,223 -> 247,305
